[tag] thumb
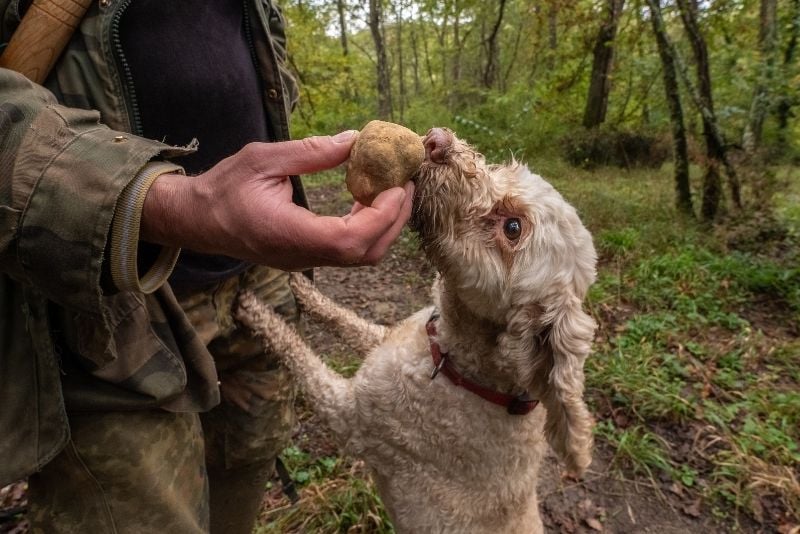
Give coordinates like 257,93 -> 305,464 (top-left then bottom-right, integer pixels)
252,130 -> 358,177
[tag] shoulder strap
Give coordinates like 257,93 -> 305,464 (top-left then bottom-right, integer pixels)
0,0 -> 93,84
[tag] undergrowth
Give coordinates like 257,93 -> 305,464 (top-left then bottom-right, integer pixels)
260,161 -> 799,530
577,163 -> 800,526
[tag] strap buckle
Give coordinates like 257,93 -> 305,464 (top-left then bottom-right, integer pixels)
430,354 -> 447,379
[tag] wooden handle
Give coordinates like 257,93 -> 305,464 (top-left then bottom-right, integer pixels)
0,0 -> 94,84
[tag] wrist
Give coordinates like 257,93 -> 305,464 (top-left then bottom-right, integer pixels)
141,171 -> 204,248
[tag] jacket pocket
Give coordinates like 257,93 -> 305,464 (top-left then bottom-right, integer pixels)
68,291 -> 187,403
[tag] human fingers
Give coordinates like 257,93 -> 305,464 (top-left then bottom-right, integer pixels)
336,185 -> 409,265
360,182 -> 415,263
298,186 -> 406,266
240,130 -> 358,177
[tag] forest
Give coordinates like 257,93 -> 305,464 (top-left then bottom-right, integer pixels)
3,0 -> 796,532
250,0 -> 800,532
286,0 -> 798,222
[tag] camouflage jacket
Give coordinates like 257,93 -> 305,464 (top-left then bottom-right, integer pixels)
0,0 -> 301,485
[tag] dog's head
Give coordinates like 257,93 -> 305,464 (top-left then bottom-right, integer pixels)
412,128 -> 597,475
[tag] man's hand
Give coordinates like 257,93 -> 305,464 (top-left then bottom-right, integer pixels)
141,131 -> 415,270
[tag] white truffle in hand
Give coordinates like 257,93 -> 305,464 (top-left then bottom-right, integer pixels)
345,120 -> 424,206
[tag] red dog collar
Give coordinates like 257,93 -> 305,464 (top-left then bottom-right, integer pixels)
426,316 -> 538,416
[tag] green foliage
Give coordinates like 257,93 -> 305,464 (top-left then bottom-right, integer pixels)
260,445 -> 393,533
597,228 -> 639,258
281,0 -> 799,162
631,246 -> 800,318
595,421 -> 676,480
281,445 -> 340,486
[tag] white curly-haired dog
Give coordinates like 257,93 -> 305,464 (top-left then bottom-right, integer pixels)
237,127 -> 597,533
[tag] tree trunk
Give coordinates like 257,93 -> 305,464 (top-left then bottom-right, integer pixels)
675,0 -> 741,217
448,2 -> 473,107
548,3 -> 558,50
336,0 -> 349,56
410,15 -> 421,95
583,0 -> 625,128
743,0 -> 778,153
434,3 -> 450,92
646,0 -> 693,215
369,0 -> 392,119
503,12 -> 525,89
421,8 -> 436,90
483,0 -> 507,89
777,0 -> 800,140
451,7 -> 462,87
395,0 -> 406,121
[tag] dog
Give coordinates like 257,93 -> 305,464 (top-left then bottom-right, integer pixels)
237,127 -> 597,533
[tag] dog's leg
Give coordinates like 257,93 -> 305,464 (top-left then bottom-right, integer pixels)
289,272 -> 388,354
236,292 -> 356,443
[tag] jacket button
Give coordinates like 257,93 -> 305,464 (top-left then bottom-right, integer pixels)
113,135 -> 128,143
267,89 -> 279,100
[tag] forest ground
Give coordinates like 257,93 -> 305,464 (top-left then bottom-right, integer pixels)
1,161 -> 797,534
255,161 -> 799,534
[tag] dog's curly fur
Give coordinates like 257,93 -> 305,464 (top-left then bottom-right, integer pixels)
237,128 -> 597,533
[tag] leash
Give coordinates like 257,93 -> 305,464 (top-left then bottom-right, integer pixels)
274,456 -> 299,504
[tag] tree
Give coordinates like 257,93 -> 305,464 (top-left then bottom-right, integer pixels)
369,0 -> 392,119
395,0 -> 407,120
743,0 -> 778,154
776,0 -> 800,142
675,0 -> 741,219
483,0 -> 508,89
583,0 -> 625,128
646,0 -> 692,215
336,0 -> 349,56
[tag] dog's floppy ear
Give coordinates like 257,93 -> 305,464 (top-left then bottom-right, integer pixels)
539,296 -> 596,475
499,294 -> 596,476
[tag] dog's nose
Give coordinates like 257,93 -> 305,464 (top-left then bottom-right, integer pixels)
424,128 -> 452,164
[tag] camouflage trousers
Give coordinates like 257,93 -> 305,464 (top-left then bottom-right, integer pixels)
27,266 -> 298,534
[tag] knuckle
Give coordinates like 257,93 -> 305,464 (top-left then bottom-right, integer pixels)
238,142 -> 264,167
240,142 -> 262,158
300,136 -> 325,152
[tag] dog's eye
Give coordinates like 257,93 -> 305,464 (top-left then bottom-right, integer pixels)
503,218 -> 522,240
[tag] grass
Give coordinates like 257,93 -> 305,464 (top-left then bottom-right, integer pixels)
258,159 -> 800,530
256,433 -> 393,533
563,161 -> 800,524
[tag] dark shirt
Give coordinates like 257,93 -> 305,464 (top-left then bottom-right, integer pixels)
120,0 -> 268,292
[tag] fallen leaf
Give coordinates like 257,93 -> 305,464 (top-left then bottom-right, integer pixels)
585,517 -> 603,531
613,412 -> 630,428
682,498 -> 702,518
626,502 -> 636,524
577,498 -> 594,514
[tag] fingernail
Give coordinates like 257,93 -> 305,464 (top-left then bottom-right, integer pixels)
332,130 -> 358,143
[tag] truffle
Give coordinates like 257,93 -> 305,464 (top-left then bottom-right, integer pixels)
345,120 -> 424,206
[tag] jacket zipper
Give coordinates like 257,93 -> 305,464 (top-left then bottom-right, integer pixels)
243,0 -> 279,143
109,0 -> 143,136
243,0 -> 256,60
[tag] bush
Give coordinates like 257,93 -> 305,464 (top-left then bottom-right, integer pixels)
562,128 -> 670,169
